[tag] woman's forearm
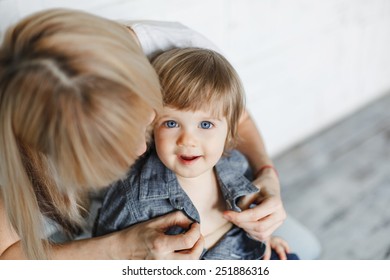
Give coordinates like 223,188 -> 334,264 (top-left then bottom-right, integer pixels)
1,193 -> 118,259
0,234 -> 118,260
1,211 -> 203,260
236,110 -> 280,195
224,110 -> 285,240
51,234 -> 121,260
0,195 -> 23,259
237,111 -> 273,171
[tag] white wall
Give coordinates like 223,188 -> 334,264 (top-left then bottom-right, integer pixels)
1,0 -> 390,156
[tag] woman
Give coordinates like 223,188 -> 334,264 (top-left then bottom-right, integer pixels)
0,8 -> 287,259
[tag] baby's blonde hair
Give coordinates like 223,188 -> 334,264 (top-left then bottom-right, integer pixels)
151,48 -> 245,150
0,8 -> 162,259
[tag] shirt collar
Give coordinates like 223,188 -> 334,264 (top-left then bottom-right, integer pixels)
138,149 -> 259,213
215,150 -> 259,212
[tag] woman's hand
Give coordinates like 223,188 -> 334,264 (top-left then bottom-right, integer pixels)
223,169 -> 286,241
116,211 -> 204,259
262,236 -> 291,260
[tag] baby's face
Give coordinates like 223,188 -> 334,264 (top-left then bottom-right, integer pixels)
153,106 -> 228,179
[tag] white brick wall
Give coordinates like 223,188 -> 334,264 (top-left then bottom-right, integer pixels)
1,0 -> 390,155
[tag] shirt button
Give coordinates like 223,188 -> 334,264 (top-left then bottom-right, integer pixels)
173,198 -> 183,209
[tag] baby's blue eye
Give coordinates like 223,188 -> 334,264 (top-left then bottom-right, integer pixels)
200,121 -> 213,129
164,120 -> 178,128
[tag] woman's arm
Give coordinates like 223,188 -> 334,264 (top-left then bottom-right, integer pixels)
55,211 -> 203,260
0,194 -> 21,257
223,110 -> 286,240
1,208 -> 203,260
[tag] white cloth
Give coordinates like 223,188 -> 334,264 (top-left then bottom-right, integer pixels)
120,20 -> 219,59
274,216 -> 322,259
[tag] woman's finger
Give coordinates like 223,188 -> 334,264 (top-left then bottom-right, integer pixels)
223,206 -> 272,225
152,211 -> 193,230
145,211 -> 202,254
262,242 -> 271,260
172,234 -> 204,260
244,220 -> 283,241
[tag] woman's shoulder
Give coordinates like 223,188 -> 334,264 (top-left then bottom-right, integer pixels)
118,19 -> 219,59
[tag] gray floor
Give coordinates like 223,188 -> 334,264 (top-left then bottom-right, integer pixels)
273,92 -> 390,260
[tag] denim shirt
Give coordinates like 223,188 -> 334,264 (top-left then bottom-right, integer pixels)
93,149 -> 266,260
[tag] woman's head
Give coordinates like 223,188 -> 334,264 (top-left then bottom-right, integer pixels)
151,48 -> 245,150
0,8 -> 162,189
0,8 -> 162,258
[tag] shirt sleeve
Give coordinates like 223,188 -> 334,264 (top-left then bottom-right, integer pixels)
119,20 -> 220,59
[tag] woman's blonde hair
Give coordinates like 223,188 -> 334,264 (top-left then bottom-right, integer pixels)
0,8 -> 162,259
151,48 -> 245,150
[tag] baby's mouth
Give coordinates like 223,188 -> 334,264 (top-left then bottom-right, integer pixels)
179,155 -> 201,164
